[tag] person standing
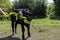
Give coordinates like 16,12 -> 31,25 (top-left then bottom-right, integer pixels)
9,11 -> 17,35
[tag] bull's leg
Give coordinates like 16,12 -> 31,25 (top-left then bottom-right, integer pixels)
25,24 -> 31,37
11,21 -> 15,35
21,24 -> 25,40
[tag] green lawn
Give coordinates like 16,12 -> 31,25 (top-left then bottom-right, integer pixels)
0,18 -> 60,40
31,18 -> 60,27
0,18 -> 60,31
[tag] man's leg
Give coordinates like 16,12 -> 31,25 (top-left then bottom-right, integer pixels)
15,20 -> 18,34
11,21 -> 15,35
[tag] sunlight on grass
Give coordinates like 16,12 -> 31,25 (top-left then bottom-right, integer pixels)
31,18 -> 60,27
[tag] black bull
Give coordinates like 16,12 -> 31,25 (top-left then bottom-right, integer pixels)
10,9 -> 32,40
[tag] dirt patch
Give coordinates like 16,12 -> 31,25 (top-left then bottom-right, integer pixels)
0,26 -> 60,40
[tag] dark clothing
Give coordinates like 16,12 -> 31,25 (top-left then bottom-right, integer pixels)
10,12 -> 17,34
10,14 -> 16,22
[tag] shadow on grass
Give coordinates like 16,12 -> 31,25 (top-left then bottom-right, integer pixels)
0,34 -> 31,40
0,35 -> 20,40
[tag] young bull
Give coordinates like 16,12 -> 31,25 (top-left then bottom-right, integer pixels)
14,9 -> 32,40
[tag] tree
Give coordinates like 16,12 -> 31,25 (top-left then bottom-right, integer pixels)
53,0 -> 60,16
0,0 -> 12,12
12,0 -> 47,18
33,0 -> 47,18
12,0 -> 34,9
0,0 -> 12,20
46,3 -> 55,19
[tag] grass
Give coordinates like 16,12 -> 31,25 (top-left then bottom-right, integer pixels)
31,18 -> 60,27
0,18 -> 60,40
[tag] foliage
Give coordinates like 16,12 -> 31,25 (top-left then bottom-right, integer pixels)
0,0 -> 13,20
53,0 -> 60,17
46,3 -> 55,19
12,0 -> 34,9
33,0 -> 47,18
0,0 -> 12,12
12,0 -> 47,18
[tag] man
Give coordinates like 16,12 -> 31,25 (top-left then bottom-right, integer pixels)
9,10 -> 17,35
0,8 -> 17,35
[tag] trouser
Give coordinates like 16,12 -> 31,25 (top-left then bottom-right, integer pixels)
11,21 -> 16,34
